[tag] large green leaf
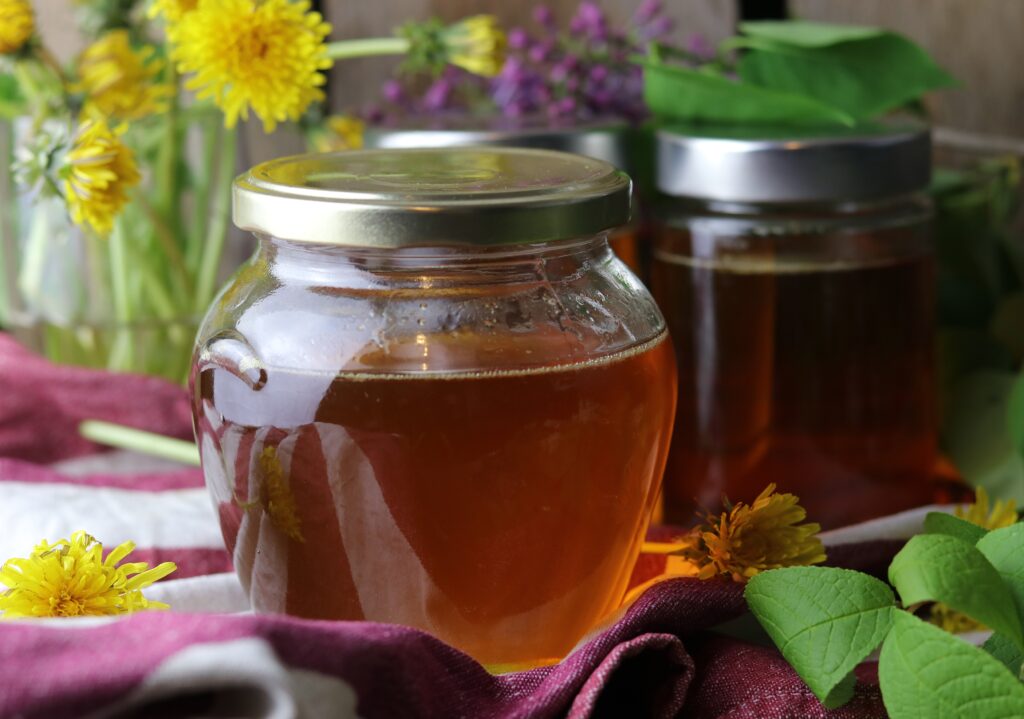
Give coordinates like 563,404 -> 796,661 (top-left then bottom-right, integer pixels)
737,33 -> 956,121
880,611 -> 1024,719
745,567 -> 895,708
642,62 -> 854,126
942,371 -> 1024,503
977,524 -> 1024,622
739,20 -> 885,48
923,512 -> 988,545
889,534 -> 1023,647
983,632 -> 1024,678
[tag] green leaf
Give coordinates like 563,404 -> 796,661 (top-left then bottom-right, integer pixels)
737,33 -> 956,121
991,293 -> 1024,361
942,371 -> 1024,503
1010,372 -> 1024,457
880,611 -> 1024,719
739,20 -> 885,48
642,62 -> 855,127
889,534 -> 1023,646
0,73 -> 26,119
977,524 -> 1024,622
983,632 -> 1024,677
745,567 -> 895,709
923,512 -> 988,545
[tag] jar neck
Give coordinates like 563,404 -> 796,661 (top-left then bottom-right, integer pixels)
655,193 -> 932,237
261,234 -> 615,288
657,192 -> 930,218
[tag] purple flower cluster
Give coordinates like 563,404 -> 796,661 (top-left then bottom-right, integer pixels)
366,1 -> 697,127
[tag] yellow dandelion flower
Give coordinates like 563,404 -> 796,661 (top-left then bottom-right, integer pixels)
697,484 -> 826,581
312,115 -> 364,152
641,484 -> 826,584
956,486 -> 1017,530
443,15 -> 506,77
0,531 -> 176,618
256,445 -> 304,542
74,30 -> 173,121
930,602 -> 983,634
63,118 -> 142,236
0,0 -> 34,55
148,0 -> 198,22
170,0 -> 332,132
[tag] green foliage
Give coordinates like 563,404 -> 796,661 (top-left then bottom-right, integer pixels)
889,534 -> 1022,647
923,511 -> 988,544
737,20 -> 883,48
642,62 -> 854,128
933,154 -> 1024,500
1009,372 -> 1024,456
978,524 -> 1024,621
983,632 -> 1024,676
642,20 -> 953,125
735,32 -> 954,121
749,519 -> 1024,713
0,74 -> 26,120
745,567 -> 895,707
879,611 -> 1024,718
942,372 -> 1024,504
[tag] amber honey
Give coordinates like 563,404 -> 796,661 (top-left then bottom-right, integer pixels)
652,228 -> 936,529
608,225 -> 643,277
197,331 -> 675,666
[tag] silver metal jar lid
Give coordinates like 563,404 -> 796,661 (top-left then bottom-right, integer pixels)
233,147 -> 631,248
656,122 -> 931,203
364,117 -> 635,172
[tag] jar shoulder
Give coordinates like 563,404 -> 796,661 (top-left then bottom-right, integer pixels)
196,252 -> 665,375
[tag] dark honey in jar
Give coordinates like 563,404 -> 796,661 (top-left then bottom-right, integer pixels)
651,124 -> 938,528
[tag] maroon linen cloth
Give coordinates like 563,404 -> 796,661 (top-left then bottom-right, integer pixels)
0,333 -> 193,462
0,333 -> 889,717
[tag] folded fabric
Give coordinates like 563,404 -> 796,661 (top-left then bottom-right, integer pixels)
0,333 -> 193,463
0,333 -> 909,718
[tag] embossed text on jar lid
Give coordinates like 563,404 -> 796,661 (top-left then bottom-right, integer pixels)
233,147 -> 632,247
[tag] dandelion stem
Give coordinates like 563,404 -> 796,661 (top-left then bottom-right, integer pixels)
324,37 -> 410,60
194,124 -> 237,313
156,69 -> 182,241
79,420 -> 201,466
107,218 -> 135,370
188,113 -> 219,275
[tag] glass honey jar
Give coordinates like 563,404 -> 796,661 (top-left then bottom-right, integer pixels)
190,147 -> 676,667
364,119 -> 650,278
651,124 -> 937,529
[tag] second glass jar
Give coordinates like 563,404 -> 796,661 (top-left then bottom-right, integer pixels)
652,124 -> 938,529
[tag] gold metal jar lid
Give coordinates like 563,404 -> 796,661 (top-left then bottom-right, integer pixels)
233,147 -> 632,248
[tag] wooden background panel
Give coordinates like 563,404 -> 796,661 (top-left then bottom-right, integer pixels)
793,0 -> 1024,138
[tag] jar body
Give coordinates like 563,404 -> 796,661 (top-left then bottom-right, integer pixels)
190,235 -> 675,666
651,197 -> 937,528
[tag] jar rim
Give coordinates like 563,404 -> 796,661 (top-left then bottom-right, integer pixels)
233,147 -> 632,248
